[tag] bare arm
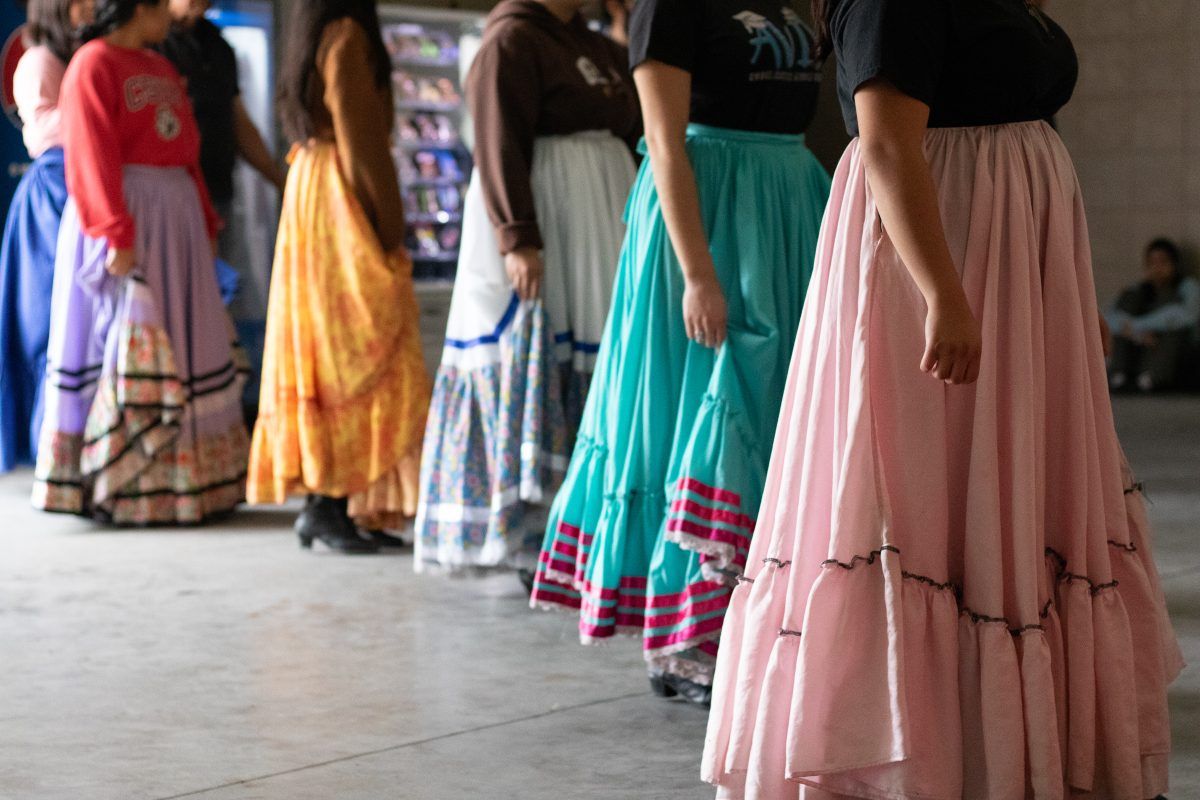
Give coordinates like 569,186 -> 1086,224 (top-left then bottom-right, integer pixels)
856,80 -> 981,384
1129,279 -> 1200,334
605,0 -> 631,47
634,61 -> 727,348
233,97 -> 285,192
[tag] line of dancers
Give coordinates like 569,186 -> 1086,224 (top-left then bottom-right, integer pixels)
0,0 -> 1180,797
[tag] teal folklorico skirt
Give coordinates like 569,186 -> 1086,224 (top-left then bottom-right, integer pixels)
530,124 -> 831,684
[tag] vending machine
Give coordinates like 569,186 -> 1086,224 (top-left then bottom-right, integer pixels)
0,1 -> 27,213
378,4 -> 485,369
379,4 -> 485,283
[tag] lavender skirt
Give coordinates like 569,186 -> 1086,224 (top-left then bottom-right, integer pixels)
32,166 -> 249,525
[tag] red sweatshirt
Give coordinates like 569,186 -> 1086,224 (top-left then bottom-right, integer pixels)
61,39 -> 219,250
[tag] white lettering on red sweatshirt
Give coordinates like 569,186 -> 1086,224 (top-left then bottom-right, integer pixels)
61,39 -> 219,250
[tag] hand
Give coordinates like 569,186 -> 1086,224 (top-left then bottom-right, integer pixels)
683,274 -> 727,349
504,247 -> 543,301
605,0 -> 631,46
921,292 -> 982,385
105,247 -> 136,277
1098,312 -> 1112,358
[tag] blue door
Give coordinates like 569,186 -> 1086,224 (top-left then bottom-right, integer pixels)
0,3 -> 28,213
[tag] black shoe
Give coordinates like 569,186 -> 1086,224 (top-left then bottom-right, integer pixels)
648,670 -> 678,698
296,496 -> 380,555
660,672 -> 711,709
517,568 -> 536,595
365,529 -> 410,548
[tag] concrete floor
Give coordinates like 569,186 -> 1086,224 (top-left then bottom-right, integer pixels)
0,396 -> 1196,800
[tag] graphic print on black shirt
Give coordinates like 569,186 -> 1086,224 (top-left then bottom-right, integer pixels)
628,0 -> 822,135
736,8 -> 817,83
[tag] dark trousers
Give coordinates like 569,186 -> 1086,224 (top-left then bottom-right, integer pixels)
1109,330 -> 1189,388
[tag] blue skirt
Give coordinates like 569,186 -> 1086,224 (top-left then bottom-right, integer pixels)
0,148 -> 67,472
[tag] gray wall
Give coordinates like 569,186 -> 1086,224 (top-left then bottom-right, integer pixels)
802,0 -> 1198,307
1051,0 -> 1199,303
805,61 -> 852,175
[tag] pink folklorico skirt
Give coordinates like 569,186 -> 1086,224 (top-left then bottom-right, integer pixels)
703,121 -> 1183,800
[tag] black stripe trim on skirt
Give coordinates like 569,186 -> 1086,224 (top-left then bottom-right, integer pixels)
51,363 -> 104,379
120,360 -> 239,387
187,360 -> 239,385
50,359 -> 240,393
188,371 -> 239,398
81,420 -> 170,466
82,414 -> 166,448
111,473 -> 247,501
118,402 -> 187,412
49,376 -> 102,393
77,377 -> 239,447
40,472 -> 246,500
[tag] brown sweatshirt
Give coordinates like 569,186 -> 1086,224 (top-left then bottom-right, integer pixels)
309,18 -> 406,254
467,0 -> 641,255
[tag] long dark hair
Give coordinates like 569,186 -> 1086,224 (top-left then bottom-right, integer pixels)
811,0 -> 832,59
1146,238 -> 1181,270
278,0 -> 391,143
1122,237 -> 1186,313
26,0 -> 82,63
80,0 -> 161,43
1144,237 -> 1184,290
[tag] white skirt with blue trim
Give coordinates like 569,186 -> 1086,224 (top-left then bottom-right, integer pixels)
414,131 -> 636,572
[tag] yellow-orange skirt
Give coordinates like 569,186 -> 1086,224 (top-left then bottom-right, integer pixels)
247,142 -> 431,526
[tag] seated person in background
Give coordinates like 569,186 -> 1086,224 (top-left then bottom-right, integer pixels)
1106,237 -> 1200,392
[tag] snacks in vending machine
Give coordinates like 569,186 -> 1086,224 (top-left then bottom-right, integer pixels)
381,6 -> 484,282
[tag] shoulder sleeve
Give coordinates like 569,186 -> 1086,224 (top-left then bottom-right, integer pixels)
831,0 -> 949,109
319,19 -> 406,253
465,23 -> 542,254
61,48 -> 136,249
628,0 -> 699,73
13,47 -> 65,153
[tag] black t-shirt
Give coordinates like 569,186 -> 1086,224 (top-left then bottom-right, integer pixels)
628,0 -> 822,135
832,0 -> 1078,136
158,18 -> 240,203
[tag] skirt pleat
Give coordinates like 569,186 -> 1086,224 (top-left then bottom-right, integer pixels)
247,142 -> 431,528
414,131 -> 636,572
704,121 -> 1182,800
32,166 -> 249,525
0,148 -> 68,471
530,125 -> 831,685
